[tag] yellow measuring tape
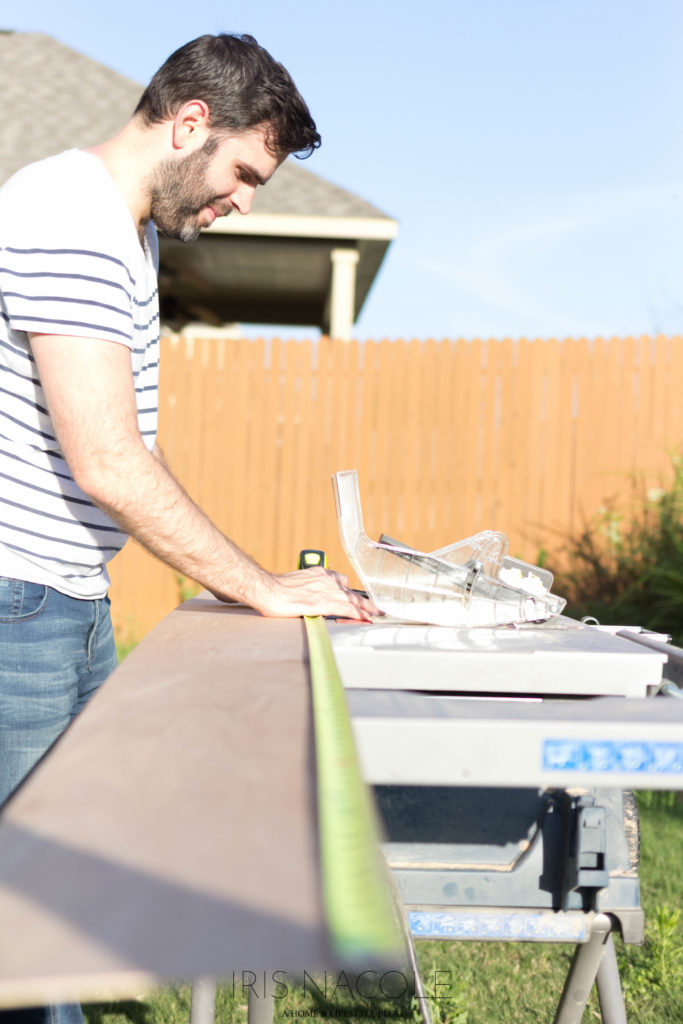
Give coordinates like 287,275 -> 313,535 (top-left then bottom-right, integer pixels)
299,551 -> 403,962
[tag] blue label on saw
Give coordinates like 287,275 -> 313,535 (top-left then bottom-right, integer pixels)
408,911 -> 587,941
543,739 -> 683,774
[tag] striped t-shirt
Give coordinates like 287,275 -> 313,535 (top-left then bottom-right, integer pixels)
0,149 -> 160,599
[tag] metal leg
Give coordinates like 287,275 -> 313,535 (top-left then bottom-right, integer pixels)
190,977 -> 216,1024
247,983 -> 275,1024
596,933 -> 628,1024
405,930 -> 433,1024
554,914 -> 612,1024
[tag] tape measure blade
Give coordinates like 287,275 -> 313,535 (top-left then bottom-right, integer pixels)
304,614 -> 404,962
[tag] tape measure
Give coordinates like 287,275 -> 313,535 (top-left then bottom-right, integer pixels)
299,550 -> 402,962
298,549 -> 327,570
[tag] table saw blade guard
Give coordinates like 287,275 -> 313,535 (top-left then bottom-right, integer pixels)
332,470 -> 566,627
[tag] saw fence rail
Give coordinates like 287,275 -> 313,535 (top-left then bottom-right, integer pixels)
109,334 -> 683,636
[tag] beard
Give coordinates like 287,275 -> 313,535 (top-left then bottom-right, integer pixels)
147,137 -> 229,244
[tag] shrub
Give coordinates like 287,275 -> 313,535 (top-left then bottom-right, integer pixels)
554,453 -> 683,644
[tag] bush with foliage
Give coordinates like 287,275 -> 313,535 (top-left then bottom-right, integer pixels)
554,453 -> 683,644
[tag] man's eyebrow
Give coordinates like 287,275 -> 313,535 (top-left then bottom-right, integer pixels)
240,162 -> 268,186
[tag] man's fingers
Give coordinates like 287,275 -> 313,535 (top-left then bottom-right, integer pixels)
336,587 -> 379,621
267,567 -> 380,619
324,574 -> 378,619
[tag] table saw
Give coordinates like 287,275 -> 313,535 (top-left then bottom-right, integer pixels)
325,470 -> 683,1023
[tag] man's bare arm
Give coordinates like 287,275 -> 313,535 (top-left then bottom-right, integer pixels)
29,333 -> 377,619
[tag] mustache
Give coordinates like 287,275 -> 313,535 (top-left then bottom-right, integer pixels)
178,200 -> 233,218
207,203 -> 233,218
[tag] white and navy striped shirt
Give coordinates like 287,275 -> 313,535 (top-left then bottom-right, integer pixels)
0,150 -> 160,598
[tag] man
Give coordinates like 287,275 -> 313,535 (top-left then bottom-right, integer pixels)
0,31 -> 375,883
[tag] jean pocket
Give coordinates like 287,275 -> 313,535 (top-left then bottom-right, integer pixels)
0,577 -> 49,621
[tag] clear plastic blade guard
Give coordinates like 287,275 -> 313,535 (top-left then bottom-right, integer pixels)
332,470 -> 566,627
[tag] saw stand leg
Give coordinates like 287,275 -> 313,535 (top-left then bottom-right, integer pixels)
247,983 -> 276,1024
554,915 -> 627,1024
190,977 -> 275,1024
190,977 -> 216,1024
595,933 -> 628,1024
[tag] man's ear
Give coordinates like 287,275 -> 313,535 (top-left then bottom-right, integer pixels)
171,100 -> 211,150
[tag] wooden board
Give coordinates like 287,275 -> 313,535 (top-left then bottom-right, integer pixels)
0,600 -> 332,1008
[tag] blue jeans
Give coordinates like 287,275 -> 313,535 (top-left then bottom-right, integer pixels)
0,577 -> 118,1024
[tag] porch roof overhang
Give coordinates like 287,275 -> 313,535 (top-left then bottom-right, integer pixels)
159,209 -> 398,335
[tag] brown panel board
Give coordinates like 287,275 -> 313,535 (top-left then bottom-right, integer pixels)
0,600 -> 333,1008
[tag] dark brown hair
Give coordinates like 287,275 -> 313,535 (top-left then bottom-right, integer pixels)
134,33 -> 321,157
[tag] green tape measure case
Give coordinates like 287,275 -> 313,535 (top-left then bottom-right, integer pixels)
298,549 -> 328,570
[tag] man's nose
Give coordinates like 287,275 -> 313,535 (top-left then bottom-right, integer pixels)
230,183 -> 256,215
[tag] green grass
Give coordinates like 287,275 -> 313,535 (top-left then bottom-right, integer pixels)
114,632 -> 141,662
83,792 -> 683,1024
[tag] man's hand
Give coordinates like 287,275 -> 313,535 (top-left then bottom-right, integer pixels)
213,567 -> 379,621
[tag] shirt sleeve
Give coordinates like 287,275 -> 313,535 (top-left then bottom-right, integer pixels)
0,243 -> 136,348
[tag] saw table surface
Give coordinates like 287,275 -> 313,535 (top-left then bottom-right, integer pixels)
330,614 -> 682,788
327,616 -> 666,698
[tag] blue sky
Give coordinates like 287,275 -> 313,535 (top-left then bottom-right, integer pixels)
6,0 -> 683,339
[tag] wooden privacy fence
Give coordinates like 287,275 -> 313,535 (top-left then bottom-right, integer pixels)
108,334 -> 683,639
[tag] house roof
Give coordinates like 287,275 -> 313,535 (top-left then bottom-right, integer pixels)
0,30 -> 397,330
0,31 -> 143,185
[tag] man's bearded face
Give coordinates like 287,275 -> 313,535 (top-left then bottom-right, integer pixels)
148,136 -> 229,245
